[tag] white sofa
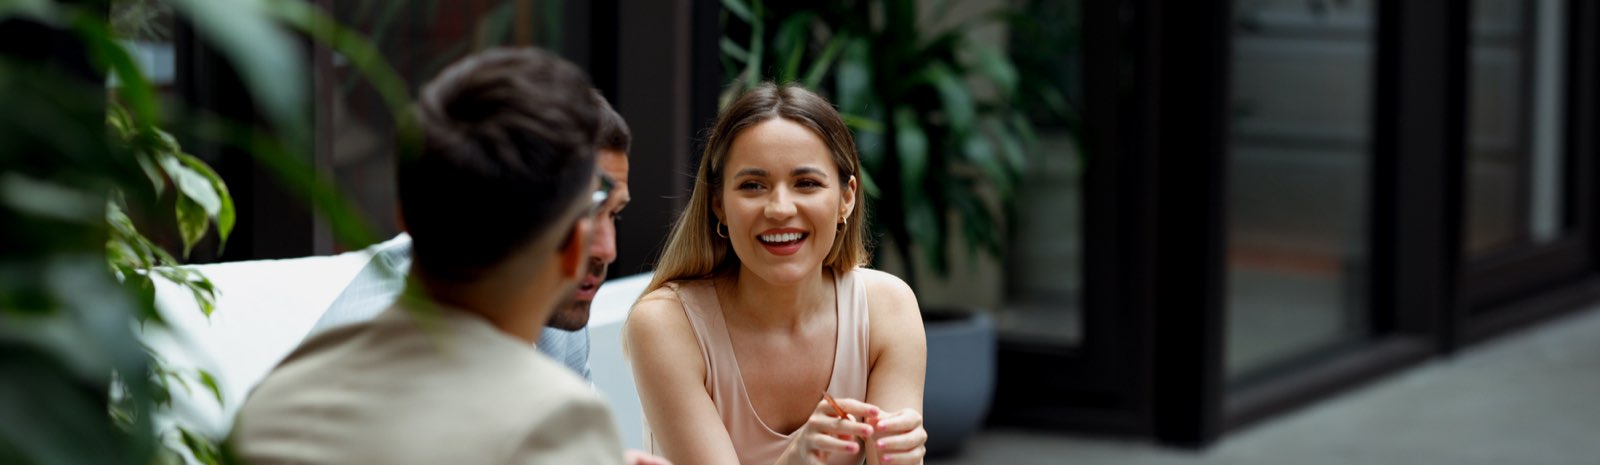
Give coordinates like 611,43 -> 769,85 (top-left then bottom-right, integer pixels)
140,237 -> 649,452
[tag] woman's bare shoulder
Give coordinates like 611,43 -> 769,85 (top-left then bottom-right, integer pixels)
854,267 -> 917,306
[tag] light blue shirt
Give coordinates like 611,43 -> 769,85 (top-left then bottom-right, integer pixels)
311,234 -> 592,380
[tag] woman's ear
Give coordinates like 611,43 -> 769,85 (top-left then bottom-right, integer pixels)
712,194 -> 725,224
840,175 -> 858,220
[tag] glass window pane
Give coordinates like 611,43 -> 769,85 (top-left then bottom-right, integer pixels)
1465,0 -> 1568,258
1226,0 -> 1375,381
996,1 -> 1084,344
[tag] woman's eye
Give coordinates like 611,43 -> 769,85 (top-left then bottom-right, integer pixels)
797,179 -> 824,188
738,181 -> 765,191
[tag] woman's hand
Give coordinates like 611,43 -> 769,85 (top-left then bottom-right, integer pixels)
868,408 -> 926,464
780,398 -> 881,465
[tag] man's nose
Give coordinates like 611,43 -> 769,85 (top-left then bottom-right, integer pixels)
589,218 -> 618,264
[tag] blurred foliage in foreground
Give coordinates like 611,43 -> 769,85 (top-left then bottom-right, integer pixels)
1,0 -> 409,463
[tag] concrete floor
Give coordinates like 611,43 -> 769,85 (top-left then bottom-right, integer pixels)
930,303 -> 1600,465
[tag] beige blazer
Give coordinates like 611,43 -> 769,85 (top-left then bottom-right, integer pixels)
231,304 -> 625,465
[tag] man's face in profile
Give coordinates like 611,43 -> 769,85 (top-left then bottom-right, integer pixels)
547,148 -> 630,331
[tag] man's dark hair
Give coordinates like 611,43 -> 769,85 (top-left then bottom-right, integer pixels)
592,89 -> 631,153
399,47 -> 600,282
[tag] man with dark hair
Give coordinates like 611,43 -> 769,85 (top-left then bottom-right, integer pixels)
309,89 -> 633,382
231,48 -> 624,464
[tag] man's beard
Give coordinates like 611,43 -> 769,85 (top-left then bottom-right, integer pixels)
546,257 -> 607,331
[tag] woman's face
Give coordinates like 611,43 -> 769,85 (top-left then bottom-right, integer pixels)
716,118 -> 856,285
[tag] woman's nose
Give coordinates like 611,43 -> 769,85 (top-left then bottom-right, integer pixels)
764,189 -> 797,219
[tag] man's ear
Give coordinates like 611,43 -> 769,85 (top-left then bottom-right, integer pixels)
558,219 -> 591,279
395,207 -> 407,232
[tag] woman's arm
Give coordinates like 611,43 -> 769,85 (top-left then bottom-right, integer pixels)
861,269 -> 929,465
626,288 -> 878,465
624,289 -> 742,465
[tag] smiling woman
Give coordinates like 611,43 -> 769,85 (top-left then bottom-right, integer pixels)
626,83 -> 929,465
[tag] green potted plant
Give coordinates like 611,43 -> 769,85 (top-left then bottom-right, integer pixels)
2,1 -> 404,462
719,0 -> 1074,455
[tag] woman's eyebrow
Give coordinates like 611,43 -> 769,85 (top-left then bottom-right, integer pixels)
733,167 -> 769,178
791,167 -> 828,178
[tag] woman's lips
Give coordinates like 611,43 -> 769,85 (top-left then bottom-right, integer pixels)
757,230 -> 808,256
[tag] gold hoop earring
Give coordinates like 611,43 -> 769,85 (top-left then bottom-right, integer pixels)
716,221 -> 729,239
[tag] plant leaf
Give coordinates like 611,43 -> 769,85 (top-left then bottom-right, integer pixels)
801,33 -> 845,89
893,108 -> 928,204
973,46 -> 1019,99
166,0 -> 307,142
773,11 -> 817,82
928,62 -> 976,135
174,194 -> 209,258
964,130 -> 1012,202
721,0 -> 755,23
720,36 -> 751,63
160,156 -> 221,217
834,38 -> 872,113
177,153 -> 234,244
196,369 -> 223,404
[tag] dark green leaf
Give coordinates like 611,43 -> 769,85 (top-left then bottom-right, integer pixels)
773,12 -> 817,82
964,131 -> 1011,201
197,369 -> 224,404
928,63 -> 976,134
73,15 -> 158,133
857,167 -> 881,198
721,36 -> 751,63
0,172 -> 103,223
839,113 -> 885,133
743,16 -> 765,89
973,46 -> 1019,98
175,194 -> 208,258
179,427 -> 221,464
893,108 -> 928,204
834,38 -> 872,113
801,33 -> 845,89
0,0 -> 55,22
167,0 -> 306,141
161,156 -> 221,218
721,0 -> 755,23
135,154 -> 165,197
996,118 -> 1029,175
177,153 -> 235,244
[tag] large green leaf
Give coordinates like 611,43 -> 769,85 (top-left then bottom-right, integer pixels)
801,33 -> 845,88
721,36 -> 752,63
893,107 -> 928,203
964,129 -> 1012,202
834,38 -> 873,113
174,193 -> 209,258
927,62 -> 976,135
177,153 -> 235,244
0,173 -> 103,224
773,12 -> 817,82
160,156 -> 221,217
167,0 -> 306,140
0,0 -> 54,21
722,0 -> 755,23
973,46 -> 1019,99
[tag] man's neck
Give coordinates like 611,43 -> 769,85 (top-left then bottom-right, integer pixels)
411,268 -> 557,346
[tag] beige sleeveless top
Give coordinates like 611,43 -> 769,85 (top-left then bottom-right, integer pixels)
649,269 -> 870,465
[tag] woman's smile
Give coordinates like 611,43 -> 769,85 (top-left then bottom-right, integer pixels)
757,228 -> 810,256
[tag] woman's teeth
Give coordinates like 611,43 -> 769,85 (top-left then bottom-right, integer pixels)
759,232 -> 805,243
